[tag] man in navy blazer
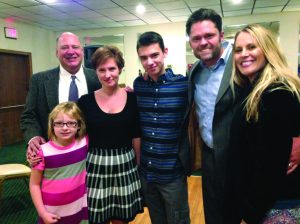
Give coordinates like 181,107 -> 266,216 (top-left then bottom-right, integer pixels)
20,32 -> 100,159
183,8 -> 241,224
184,8 -> 300,224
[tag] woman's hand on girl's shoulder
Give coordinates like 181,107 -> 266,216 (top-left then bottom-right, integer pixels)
124,86 -> 134,92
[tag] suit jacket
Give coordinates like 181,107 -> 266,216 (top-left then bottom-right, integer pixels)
20,66 -> 100,143
180,52 -> 243,193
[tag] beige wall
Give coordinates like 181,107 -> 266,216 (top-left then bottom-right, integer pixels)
1,11 -> 299,85
223,11 -> 300,76
70,11 -> 300,86
0,20 -> 57,73
71,22 -> 186,86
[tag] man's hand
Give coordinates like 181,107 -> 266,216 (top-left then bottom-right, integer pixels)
27,136 -> 45,166
287,136 -> 300,174
124,86 -> 133,92
143,72 -> 148,81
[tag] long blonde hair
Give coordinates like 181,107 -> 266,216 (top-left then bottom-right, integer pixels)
232,24 -> 300,122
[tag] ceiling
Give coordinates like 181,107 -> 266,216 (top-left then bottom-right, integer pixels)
0,0 -> 300,31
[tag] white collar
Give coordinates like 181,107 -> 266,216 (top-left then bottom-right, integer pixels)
59,65 -> 84,81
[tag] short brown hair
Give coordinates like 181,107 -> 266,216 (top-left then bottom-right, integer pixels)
48,102 -> 86,140
91,45 -> 124,70
186,8 -> 222,35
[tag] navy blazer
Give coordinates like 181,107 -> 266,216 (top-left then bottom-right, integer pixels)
179,52 -> 243,203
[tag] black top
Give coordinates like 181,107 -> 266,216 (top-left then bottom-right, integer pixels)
78,92 -> 141,149
224,83 -> 300,224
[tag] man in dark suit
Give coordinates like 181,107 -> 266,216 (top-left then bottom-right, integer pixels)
184,8 -> 238,224
184,8 -> 300,224
21,32 -> 100,160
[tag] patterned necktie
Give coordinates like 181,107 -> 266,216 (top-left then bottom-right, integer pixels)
68,75 -> 78,102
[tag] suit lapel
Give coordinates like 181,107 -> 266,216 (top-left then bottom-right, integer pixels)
188,61 -> 201,103
84,67 -> 99,93
215,53 -> 232,104
84,67 -> 93,92
44,67 -> 59,110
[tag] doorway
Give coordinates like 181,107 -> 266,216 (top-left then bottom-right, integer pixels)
0,49 -> 32,147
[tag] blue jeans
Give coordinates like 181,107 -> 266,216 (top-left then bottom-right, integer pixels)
141,175 -> 190,224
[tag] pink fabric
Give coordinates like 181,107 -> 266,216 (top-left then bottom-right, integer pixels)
36,136 -> 88,223
32,150 -> 45,170
41,169 -> 86,193
42,183 -> 86,206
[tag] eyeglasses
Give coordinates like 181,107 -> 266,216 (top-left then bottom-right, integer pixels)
53,121 -> 78,128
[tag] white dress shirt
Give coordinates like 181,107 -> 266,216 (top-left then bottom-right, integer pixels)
58,65 -> 88,103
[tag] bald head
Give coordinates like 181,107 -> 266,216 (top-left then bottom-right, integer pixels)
56,32 -> 83,74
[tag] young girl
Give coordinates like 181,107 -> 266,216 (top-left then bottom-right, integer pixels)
30,102 -> 88,224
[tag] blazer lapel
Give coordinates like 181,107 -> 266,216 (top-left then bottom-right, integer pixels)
84,67 -> 99,92
215,53 -> 232,104
84,67 -> 93,92
44,67 -> 59,111
188,61 -> 201,103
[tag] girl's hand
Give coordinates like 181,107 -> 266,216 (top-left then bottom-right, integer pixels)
41,211 -> 60,224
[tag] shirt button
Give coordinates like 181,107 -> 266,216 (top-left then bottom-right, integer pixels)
154,118 -> 157,121
155,89 -> 158,92
148,161 -> 152,165
152,132 -> 155,135
154,103 -> 157,106
150,147 -> 153,149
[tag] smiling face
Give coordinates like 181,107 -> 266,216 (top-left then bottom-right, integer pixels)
96,57 -> 120,88
189,20 -> 224,67
234,31 -> 267,83
53,112 -> 79,146
56,32 -> 83,74
137,43 -> 167,81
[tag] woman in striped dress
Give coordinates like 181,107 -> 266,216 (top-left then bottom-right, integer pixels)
78,45 -> 143,224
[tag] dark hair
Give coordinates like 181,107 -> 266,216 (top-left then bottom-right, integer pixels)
136,31 -> 165,52
91,45 -> 124,70
186,8 -> 222,35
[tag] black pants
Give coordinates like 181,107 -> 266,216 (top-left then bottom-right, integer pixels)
202,143 -> 225,224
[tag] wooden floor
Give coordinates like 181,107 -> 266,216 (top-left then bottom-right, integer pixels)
129,176 -> 205,224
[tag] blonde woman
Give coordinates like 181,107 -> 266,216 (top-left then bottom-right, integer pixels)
225,24 -> 300,224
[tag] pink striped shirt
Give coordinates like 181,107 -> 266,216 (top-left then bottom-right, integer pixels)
33,136 -> 88,224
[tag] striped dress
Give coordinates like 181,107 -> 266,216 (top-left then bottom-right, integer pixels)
33,137 -> 88,224
78,92 -> 143,224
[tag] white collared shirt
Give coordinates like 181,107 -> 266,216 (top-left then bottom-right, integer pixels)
58,65 -> 88,103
